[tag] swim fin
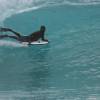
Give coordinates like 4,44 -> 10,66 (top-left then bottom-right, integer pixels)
0,28 -> 11,32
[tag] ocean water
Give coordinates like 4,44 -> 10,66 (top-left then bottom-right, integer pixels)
0,0 -> 100,100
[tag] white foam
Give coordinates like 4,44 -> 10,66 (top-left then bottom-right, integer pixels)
0,40 -> 28,47
0,0 -> 100,23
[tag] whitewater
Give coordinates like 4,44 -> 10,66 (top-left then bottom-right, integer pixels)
0,0 -> 100,22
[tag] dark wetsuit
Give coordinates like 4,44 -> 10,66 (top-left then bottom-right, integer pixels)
0,28 -> 46,43
7,31 -> 45,42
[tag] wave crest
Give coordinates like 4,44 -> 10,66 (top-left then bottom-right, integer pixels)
0,0 -> 100,22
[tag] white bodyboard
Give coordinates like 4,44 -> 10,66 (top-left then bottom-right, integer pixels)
31,41 -> 48,45
22,41 -> 48,45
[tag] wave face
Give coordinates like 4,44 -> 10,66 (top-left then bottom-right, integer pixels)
0,0 -> 100,22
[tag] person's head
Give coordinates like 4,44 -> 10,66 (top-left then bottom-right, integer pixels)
40,25 -> 46,32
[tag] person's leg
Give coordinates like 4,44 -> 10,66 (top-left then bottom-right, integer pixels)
10,30 -> 21,37
0,28 -> 21,37
0,28 -> 10,32
7,35 -> 19,40
0,35 -> 18,40
0,35 -> 9,39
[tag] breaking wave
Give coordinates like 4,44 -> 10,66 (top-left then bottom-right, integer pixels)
0,0 -> 100,22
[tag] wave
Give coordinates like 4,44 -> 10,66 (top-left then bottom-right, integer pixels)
0,0 -> 100,22
0,40 -> 28,47
0,88 -> 99,100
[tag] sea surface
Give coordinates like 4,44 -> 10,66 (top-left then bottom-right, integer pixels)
0,0 -> 100,100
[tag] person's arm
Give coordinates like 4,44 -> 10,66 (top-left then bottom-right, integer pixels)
41,32 -> 48,42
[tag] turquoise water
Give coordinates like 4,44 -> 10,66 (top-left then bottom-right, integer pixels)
0,1 -> 100,100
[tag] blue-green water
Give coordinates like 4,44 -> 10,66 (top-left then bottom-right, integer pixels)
0,1 -> 100,100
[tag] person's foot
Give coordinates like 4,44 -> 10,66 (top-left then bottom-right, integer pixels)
0,28 -> 11,32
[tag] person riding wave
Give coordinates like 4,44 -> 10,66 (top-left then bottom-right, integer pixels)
0,25 -> 48,44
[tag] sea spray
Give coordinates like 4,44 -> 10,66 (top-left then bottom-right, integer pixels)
0,40 -> 28,47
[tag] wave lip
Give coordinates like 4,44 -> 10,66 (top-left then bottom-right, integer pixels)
0,0 -> 100,22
